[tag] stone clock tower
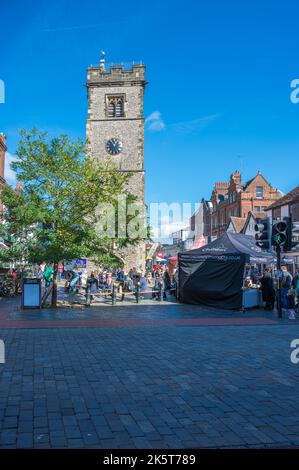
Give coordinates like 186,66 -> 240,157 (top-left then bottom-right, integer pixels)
86,52 -> 147,272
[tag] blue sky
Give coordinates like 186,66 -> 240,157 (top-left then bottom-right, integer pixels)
1,0 -> 299,207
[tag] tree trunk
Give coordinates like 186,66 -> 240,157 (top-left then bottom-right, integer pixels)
51,262 -> 58,306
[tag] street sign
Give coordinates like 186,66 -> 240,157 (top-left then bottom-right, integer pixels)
22,278 -> 41,309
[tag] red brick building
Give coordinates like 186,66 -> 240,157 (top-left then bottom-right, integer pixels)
202,170 -> 282,240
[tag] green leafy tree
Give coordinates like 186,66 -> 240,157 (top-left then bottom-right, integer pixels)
0,129 -> 146,305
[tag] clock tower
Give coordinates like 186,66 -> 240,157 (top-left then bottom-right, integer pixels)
86,52 -> 147,272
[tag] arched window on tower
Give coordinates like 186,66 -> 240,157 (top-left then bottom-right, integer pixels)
107,95 -> 125,118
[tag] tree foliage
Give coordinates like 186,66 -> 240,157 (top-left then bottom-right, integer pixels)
0,129 -> 146,304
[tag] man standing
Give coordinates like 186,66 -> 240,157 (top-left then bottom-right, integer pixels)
281,266 -> 293,309
260,268 -> 275,311
43,264 -> 53,288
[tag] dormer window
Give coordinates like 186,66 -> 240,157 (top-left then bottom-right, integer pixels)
106,95 -> 125,118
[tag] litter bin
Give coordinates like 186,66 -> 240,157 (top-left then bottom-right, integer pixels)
21,278 -> 42,309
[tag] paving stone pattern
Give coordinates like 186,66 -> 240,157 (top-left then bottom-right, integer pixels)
1,321 -> 299,448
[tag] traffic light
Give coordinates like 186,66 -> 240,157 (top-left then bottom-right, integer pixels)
284,216 -> 299,251
292,221 -> 299,249
284,217 -> 292,252
272,220 -> 287,248
254,219 -> 270,249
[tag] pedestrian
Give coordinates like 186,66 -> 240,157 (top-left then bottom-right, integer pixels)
43,264 -> 53,288
125,275 -> 134,293
130,267 -> 140,286
260,268 -> 275,311
281,266 -> 293,310
87,271 -> 98,304
292,269 -> 299,312
106,271 -> 112,290
57,263 -> 63,281
98,271 -> 104,290
146,270 -> 152,287
250,264 -> 261,284
117,269 -> 125,282
138,272 -> 148,299
69,270 -> 79,293
11,269 -> 18,294
163,268 -> 171,295
287,287 -> 296,320
80,269 -> 88,289
153,274 -> 165,300
36,265 -> 44,279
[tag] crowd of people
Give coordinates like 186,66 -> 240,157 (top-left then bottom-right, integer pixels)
116,265 -> 177,300
245,264 -> 299,318
30,263 -> 176,304
11,261 -> 299,315
62,264 -> 177,304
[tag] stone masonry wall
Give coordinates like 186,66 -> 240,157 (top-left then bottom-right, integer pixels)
86,67 -> 146,272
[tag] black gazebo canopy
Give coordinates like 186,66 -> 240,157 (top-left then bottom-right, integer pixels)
178,232 -> 275,309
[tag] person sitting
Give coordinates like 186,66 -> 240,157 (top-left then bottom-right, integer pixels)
138,273 -> 148,299
117,269 -> 125,282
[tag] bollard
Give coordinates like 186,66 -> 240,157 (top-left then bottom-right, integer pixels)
159,283 -> 163,302
86,285 -> 91,306
112,283 -> 116,305
120,282 -> 125,302
136,282 -> 140,303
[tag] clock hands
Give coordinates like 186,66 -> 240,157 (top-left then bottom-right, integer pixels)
106,138 -> 122,155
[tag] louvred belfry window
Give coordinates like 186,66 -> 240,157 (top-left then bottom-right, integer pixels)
108,101 -> 115,117
115,99 -> 124,117
107,96 -> 125,118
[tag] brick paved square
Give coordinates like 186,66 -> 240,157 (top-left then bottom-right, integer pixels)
1,302 -> 299,449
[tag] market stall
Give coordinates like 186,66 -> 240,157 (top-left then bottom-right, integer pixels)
178,232 -> 275,310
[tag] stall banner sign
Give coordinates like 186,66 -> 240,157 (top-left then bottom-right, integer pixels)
64,259 -> 87,271
146,242 -> 159,260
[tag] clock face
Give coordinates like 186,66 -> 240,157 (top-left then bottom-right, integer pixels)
106,138 -> 123,155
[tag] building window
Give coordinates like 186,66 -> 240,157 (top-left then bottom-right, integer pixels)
254,206 -> 261,212
106,95 -> 125,118
273,207 -> 281,219
256,186 -> 263,199
291,202 -> 299,222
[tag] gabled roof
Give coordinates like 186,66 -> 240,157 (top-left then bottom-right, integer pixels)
227,216 -> 246,233
242,172 -> 272,191
241,211 -> 267,234
267,185 -> 299,210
